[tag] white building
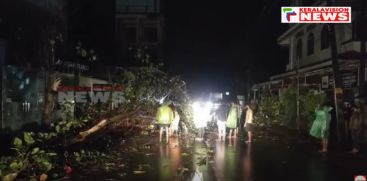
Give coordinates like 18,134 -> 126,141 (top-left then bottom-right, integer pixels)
252,0 -> 367,101
251,0 -> 367,141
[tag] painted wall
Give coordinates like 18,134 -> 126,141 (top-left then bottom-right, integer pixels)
287,23 -> 358,70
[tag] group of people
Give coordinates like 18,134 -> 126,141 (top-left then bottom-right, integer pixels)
309,99 -> 364,154
155,101 -> 255,143
214,102 -> 254,143
191,101 -> 254,143
156,98 -> 364,153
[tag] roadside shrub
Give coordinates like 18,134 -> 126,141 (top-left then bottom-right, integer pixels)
280,87 -> 297,127
255,95 -> 283,125
299,90 -> 325,132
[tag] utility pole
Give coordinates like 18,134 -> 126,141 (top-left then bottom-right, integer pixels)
357,0 -> 367,143
296,56 -> 300,133
359,38 -> 366,140
327,0 -> 343,142
358,40 -> 366,96
0,41 -> 4,129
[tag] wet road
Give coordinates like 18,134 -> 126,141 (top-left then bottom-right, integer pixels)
73,128 -> 367,181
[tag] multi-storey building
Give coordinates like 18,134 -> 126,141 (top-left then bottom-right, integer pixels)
115,0 -> 164,65
252,0 -> 367,101
249,0 -> 367,144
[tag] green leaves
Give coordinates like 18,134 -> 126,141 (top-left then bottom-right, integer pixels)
4,131 -> 59,179
40,161 -> 52,172
31,147 -> 40,155
9,161 -> 23,171
74,152 -> 81,162
55,125 -> 61,133
2,173 -> 18,181
257,96 -> 283,125
47,152 -> 57,156
23,132 -> 35,145
81,49 -> 87,57
9,162 -> 18,170
13,132 -> 35,148
13,138 -> 22,148
258,87 -> 326,132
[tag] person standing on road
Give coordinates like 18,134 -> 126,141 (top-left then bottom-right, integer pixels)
348,104 -> 363,154
216,104 -> 228,141
234,102 -> 242,137
169,104 -> 180,137
226,102 -> 239,139
156,104 -> 174,143
343,102 -> 352,124
310,104 -> 333,153
244,105 -> 254,143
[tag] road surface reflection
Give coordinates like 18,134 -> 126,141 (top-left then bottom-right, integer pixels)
75,132 -> 367,181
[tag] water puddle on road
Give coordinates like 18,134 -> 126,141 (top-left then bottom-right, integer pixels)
69,135 -> 254,181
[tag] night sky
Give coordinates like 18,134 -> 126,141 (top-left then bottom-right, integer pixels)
164,0 -> 290,95
0,0 -> 291,97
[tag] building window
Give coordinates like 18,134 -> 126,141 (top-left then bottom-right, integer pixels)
307,33 -> 314,55
296,39 -> 303,59
143,28 -> 158,43
321,25 -> 330,50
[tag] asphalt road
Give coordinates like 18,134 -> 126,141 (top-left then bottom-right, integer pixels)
72,127 -> 367,181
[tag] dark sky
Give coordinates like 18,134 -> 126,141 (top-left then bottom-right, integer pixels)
1,0 -> 290,97
163,0 -> 289,95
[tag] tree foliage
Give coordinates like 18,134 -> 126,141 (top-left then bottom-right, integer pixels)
1,45 -> 194,181
255,96 -> 283,125
256,86 -> 326,133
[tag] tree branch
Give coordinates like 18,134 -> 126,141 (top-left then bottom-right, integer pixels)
68,107 -> 141,145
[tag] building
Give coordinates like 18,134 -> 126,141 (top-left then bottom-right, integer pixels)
251,0 -> 367,102
0,0 -> 117,130
67,0 -> 116,63
250,0 -> 367,142
115,0 -> 164,65
0,0 -> 68,130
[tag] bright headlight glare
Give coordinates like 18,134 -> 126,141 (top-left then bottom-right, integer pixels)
192,102 -> 200,109
206,101 -> 213,109
192,101 -> 213,128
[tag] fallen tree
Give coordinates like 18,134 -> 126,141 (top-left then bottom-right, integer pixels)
1,51 -> 194,180
70,108 -> 141,144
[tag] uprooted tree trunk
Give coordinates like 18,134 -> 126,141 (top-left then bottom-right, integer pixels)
69,108 -> 142,145
43,76 -> 61,125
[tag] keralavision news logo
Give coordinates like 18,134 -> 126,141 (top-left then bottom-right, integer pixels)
281,7 -> 351,23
